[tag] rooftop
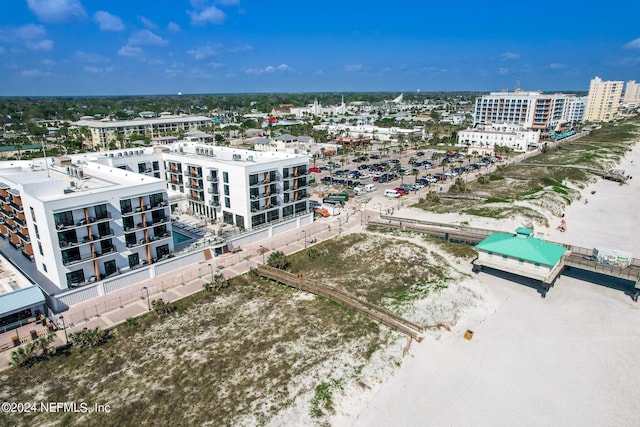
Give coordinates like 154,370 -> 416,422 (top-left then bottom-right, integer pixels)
476,230 -> 567,266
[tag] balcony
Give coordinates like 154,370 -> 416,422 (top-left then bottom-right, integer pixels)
185,171 -> 203,178
208,188 -> 219,194
186,182 -> 204,190
208,200 -> 220,207
62,247 -> 116,266
187,194 -> 204,202
206,176 -> 219,182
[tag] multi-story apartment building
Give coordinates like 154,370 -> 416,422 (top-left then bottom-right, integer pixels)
623,80 -> 640,105
473,90 -> 572,130
585,77 -> 624,122
457,123 -> 540,153
73,114 -> 212,149
565,96 -> 588,123
94,142 -> 311,230
0,141 -> 311,292
0,159 -> 173,290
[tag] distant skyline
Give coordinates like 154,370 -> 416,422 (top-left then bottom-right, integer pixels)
0,0 -> 639,97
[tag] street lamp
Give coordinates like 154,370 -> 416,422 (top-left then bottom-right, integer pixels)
207,263 -> 214,284
374,202 -> 382,217
302,230 -> 307,249
58,315 -> 68,344
142,286 -> 150,311
260,245 -> 265,264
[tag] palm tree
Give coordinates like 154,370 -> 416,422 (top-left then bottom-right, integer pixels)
9,342 -> 37,367
267,250 -> 290,270
35,334 -> 56,359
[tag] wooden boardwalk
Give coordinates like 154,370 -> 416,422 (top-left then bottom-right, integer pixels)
257,265 -> 424,341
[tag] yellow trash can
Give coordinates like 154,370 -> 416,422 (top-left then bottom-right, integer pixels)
464,329 -> 474,340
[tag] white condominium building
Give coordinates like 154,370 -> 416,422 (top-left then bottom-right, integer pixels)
473,90 -> 572,130
457,123 -> 540,153
565,96 -> 588,123
0,159 -> 173,291
73,114 -> 212,149
623,80 -> 640,104
85,142 -> 311,231
585,76 -> 624,122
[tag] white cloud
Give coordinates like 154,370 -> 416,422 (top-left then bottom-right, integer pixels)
27,0 -> 87,23
549,63 -> 565,69
75,50 -> 110,63
345,64 -> 363,72
168,22 -> 181,32
26,39 -> 53,51
118,45 -> 143,57
189,5 -> 227,25
14,24 -> 47,40
84,66 -> 115,74
227,43 -> 252,53
500,52 -> 520,60
623,37 -> 640,49
187,45 -> 219,60
246,63 -> 291,75
21,68 -> 52,77
140,16 -> 157,30
128,30 -> 168,47
94,11 -> 125,31
498,67 -> 510,75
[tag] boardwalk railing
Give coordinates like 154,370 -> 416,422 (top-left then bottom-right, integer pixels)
257,265 -> 424,341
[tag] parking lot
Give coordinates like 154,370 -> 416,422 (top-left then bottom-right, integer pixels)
309,147 -> 501,212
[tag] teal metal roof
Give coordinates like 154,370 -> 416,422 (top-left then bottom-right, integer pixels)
0,286 -> 45,316
476,232 -> 566,266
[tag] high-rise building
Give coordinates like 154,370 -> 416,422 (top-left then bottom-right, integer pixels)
623,80 -> 640,104
473,90 -> 572,130
585,77 -> 624,122
566,96 -> 588,123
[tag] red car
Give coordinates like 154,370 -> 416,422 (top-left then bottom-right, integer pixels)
393,187 -> 407,195
309,167 -> 321,173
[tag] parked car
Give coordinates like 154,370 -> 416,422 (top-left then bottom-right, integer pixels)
393,187 -> 407,196
384,189 -> 400,198
309,167 -> 321,173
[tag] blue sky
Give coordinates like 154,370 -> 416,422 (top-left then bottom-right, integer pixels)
0,0 -> 639,96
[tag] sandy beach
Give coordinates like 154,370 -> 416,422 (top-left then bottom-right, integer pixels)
339,139 -> 640,426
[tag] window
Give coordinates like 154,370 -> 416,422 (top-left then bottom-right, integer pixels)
42,263 -> 47,272
149,192 -> 164,207
128,253 -> 139,268
38,242 -> 44,256
235,214 -> 245,229
120,199 -> 132,214
94,204 -> 108,220
156,244 -> 170,259
101,239 -> 115,254
223,171 -> 229,183
33,224 -> 40,239
125,232 -> 137,247
224,185 -> 230,196
152,161 -> 159,171
30,206 -> 37,222
123,216 -> 134,231
66,269 -> 85,286
98,222 -> 111,237
223,211 -> 233,224
225,197 -> 230,208
104,260 -> 117,277
54,211 -> 74,228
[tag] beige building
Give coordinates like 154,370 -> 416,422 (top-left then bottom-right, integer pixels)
623,80 -> 640,104
585,77 -> 624,122
73,115 -> 212,150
